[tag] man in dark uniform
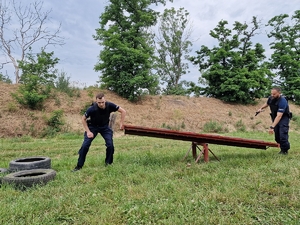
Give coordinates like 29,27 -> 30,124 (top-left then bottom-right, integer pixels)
73,93 -> 126,171
257,87 -> 290,154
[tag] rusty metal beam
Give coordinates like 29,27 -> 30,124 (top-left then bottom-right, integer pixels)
124,125 -> 279,150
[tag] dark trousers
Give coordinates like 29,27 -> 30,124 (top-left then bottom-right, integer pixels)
274,116 -> 290,152
77,125 -> 114,167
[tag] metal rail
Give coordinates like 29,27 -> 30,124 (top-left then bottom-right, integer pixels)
123,125 -> 279,162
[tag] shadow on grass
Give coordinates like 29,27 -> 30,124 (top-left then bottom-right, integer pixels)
117,147 -> 283,167
116,150 -> 225,166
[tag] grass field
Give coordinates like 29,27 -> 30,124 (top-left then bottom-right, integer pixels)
0,131 -> 299,225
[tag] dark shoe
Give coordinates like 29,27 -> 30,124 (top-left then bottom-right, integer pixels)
72,166 -> 82,172
278,151 -> 288,155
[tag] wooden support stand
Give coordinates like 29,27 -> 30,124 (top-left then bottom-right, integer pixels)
183,142 -> 220,163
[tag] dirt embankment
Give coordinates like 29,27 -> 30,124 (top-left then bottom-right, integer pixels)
1,82 -> 300,138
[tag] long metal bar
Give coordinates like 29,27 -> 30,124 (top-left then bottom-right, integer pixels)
124,125 -> 279,150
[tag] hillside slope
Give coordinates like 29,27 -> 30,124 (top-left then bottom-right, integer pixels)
1,82 -> 300,138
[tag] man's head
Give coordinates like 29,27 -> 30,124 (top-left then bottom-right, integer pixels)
96,93 -> 106,109
271,87 -> 281,99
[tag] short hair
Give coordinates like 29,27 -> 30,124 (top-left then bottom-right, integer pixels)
272,87 -> 281,93
96,93 -> 105,99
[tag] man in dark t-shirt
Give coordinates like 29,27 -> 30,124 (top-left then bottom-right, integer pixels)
73,93 -> 126,171
257,87 -> 290,154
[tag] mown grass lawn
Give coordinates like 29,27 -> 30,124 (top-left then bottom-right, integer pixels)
0,131 -> 299,225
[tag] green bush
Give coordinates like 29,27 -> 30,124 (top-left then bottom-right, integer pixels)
55,71 -> 80,97
41,126 -> 58,137
235,119 -> 246,132
161,123 -> 172,130
12,88 -> 47,110
12,49 -> 59,109
6,102 -> 18,112
0,73 -> 12,83
251,120 -> 262,130
46,110 -> 64,132
87,88 -> 94,99
291,114 -> 300,130
291,114 -> 298,122
203,120 -> 224,133
80,102 -> 93,115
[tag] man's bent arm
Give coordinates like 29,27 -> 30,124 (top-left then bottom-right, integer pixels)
118,107 -> 126,129
258,103 -> 268,112
82,115 -> 91,133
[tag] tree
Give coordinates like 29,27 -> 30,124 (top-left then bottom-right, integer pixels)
94,0 -> 169,101
155,7 -> 193,95
0,72 -> 12,83
190,17 -> 272,104
0,0 -> 64,83
266,10 -> 300,104
12,48 -> 59,109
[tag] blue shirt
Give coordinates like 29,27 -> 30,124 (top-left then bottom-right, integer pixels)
277,97 -> 288,114
267,95 -> 289,119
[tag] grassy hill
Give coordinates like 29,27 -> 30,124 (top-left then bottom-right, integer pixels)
1,81 -> 300,138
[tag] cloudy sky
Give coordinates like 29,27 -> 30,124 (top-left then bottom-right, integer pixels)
2,0 -> 299,86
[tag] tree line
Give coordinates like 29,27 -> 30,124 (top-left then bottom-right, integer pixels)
96,1 -> 300,104
0,0 -> 299,109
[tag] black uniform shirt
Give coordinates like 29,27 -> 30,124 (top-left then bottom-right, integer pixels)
85,102 -> 119,126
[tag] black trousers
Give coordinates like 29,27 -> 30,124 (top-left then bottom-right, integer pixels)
77,125 -> 114,167
274,116 -> 290,152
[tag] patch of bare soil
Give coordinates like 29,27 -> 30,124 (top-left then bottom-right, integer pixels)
1,81 -> 300,138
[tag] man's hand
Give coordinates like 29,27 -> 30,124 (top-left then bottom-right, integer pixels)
255,108 -> 262,116
268,128 -> 274,135
119,124 -> 124,130
87,131 -> 94,138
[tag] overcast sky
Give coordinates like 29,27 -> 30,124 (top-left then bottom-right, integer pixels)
2,0 -> 299,87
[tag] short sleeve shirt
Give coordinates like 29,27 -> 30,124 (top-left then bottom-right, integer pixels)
277,98 -> 288,113
267,96 -> 288,113
85,102 -> 119,126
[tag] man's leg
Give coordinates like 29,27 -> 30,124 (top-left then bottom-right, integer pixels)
76,128 -> 98,168
273,125 -> 283,154
274,126 -> 280,144
100,126 -> 114,165
278,117 -> 290,154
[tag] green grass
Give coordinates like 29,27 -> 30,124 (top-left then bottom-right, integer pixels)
0,131 -> 300,224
